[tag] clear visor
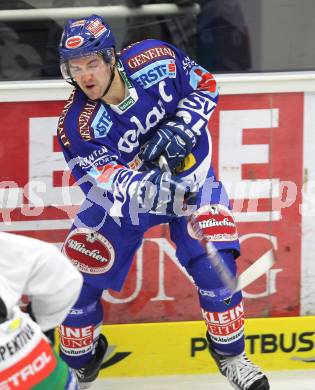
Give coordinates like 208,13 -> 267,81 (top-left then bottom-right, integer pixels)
60,48 -> 115,83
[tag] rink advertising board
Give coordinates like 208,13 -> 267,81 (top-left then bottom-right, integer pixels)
0,87 -> 313,322
93,316 -> 315,377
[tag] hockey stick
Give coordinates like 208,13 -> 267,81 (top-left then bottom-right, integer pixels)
158,155 -> 237,293
158,155 -> 275,293
235,249 -> 275,291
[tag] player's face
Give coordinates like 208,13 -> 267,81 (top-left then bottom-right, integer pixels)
69,54 -> 112,100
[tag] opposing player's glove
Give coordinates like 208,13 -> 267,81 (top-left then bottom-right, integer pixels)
140,119 -> 197,171
137,169 -> 194,216
24,302 -> 55,344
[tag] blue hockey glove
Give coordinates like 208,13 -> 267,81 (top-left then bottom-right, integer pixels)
140,119 -> 197,171
137,169 -> 194,216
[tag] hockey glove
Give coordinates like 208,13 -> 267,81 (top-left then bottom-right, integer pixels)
137,169 -> 194,216
25,302 -> 55,344
141,119 -> 197,171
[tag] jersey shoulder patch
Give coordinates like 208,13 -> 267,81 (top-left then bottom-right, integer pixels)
120,39 -> 176,73
120,40 -> 177,90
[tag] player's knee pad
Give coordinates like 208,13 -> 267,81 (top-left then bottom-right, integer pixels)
186,249 -> 242,312
59,284 -> 104,369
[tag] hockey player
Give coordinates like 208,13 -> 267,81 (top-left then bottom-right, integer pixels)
0,232 -> 83,389
57,14 -> 270,390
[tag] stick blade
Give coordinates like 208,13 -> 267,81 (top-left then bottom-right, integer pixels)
236,249 -> 276,292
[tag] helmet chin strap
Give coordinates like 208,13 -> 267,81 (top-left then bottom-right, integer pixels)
101,64 -> 116,99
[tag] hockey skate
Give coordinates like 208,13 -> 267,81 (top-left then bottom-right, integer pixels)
207,333 -> 270,390
72,334 -> 108,389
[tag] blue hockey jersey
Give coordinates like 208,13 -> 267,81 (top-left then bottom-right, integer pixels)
57,39 -> 219,219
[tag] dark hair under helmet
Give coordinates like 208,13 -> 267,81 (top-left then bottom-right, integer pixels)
59,14 -> 116,83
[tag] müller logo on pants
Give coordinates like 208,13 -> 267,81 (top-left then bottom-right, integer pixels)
63,228 -> 115,274
188,204 -> 238,242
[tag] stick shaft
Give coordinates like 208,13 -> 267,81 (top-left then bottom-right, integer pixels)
158,155 -> 237,292
157,155 -> 275,293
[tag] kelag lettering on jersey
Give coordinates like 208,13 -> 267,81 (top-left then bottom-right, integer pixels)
117,99 -> 166,153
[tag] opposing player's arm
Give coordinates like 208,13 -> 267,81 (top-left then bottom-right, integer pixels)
0,233 -> 83,332
25,240 -> 83,332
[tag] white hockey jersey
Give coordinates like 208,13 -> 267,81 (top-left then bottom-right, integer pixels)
0,232 -> 83,331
